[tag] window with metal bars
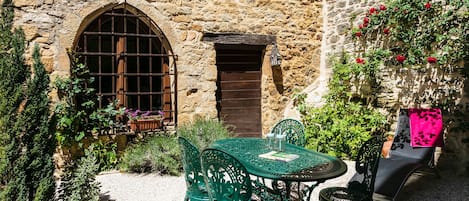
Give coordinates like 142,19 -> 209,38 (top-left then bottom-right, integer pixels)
75,6 -> 176,123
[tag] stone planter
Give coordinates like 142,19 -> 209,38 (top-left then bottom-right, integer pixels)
129,117 -> 163,132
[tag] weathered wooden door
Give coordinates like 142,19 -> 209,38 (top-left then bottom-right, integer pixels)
216,45 -> 263,137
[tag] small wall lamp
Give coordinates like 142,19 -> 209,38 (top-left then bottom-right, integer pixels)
270,42 -> 282,67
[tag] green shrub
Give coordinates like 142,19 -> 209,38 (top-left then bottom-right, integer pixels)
119,118 -> 231,175
119,136 -> 182,175
302,100 -> 387,159
87,140 -> 118,172
57,146 -> 101,201
296,53 -> 388,160
177,118 -> 232,150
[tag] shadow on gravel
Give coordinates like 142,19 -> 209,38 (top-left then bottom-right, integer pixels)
396,169 -> 469,201
100,192 -> 116,201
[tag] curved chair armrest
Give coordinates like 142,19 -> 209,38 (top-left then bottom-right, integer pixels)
373,157 -> 424,199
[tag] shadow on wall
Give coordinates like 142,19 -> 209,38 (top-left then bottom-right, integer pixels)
272,67 -> 284,94
388,58 -> 469,175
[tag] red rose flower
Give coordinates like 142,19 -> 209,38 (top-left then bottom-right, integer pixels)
369,7 -> 376,14
359,24 -> 364,29
425,2 -> 431,9
356,58 -> 365,64
355,32 -> 362,37
396,55 -> 406,63
380,5 -> 387,11
384,28 -> 390,34
427,56 -> 437,63
363,17 -> 370,24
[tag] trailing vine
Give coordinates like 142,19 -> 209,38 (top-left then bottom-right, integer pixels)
54,53 -> 123,170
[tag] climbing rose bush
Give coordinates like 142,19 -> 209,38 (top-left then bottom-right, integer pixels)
352,0 -> 468,68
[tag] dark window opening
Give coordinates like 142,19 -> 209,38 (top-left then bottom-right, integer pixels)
75,6 -> 176,124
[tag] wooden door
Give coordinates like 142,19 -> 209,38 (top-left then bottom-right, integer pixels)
216,45 -> 263,137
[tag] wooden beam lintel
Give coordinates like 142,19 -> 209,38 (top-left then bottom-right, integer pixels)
202,32 -> 276,45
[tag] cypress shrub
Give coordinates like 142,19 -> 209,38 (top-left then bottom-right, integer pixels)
0,0 -> 29,184
0,1 -> 56,198
1,45 -> 56,200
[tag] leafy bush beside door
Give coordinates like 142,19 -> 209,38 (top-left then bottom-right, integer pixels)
295,54 -> 388,160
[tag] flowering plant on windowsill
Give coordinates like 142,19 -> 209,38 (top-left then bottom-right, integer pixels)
125,109 -> 165,132
124,109 -> 164,121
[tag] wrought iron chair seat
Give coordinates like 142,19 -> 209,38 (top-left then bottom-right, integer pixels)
319,136 -> 384,201
271,118 -> 306,147
178,137 -> 210,201
201,148 -> 253,201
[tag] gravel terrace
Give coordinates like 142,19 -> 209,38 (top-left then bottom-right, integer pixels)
97,161 -> 469,201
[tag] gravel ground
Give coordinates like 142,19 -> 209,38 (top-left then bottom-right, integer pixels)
97,160 -> 469,201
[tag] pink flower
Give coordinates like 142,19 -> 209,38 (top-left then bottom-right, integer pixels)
427,56 -> 437,63
425,2 -> 432,9
363,17 -> 370,24
396,55 -> 406,63
369,7 -> 376,14
356,58 -> 366,64
384,28 -> 390,34
380,5 -> 387,11
355,32 -> 362,37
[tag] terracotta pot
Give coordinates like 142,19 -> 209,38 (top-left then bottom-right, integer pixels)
129,119 -> 162,132
381,135 -> 394,158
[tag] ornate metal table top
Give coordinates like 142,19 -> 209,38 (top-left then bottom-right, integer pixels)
210,138 -> 347,182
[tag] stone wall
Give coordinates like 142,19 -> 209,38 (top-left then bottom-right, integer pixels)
12,0 -> 468,173
12,0 -> 324,134
320,0 -> 469,174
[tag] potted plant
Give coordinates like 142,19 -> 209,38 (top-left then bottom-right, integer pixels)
125,109 -> 164,132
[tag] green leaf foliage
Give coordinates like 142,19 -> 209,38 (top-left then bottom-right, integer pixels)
0,1 -> 55,199
53,54 -> 123,171
0,0 -> 29,185
1,43 -> 56,200
87,140 -> 118,172
177,118 -> 232,150
295,52 -> 388,159
57,145 -> 101,201
54,57 -> 97,147
119,136 -> 182,175
302,100 -> 387,159
119,118 -> 231,175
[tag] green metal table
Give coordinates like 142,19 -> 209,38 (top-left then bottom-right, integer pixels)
210,138 -> 347,201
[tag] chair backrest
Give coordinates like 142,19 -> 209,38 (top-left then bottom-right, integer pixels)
200,148 -> 252,201
352,136 -> 384,196
390,109 -> 435,162
271,118 -> 305,147
178,137 -> 207,196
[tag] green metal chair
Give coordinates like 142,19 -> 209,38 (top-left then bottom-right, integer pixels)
201,148 -> 253,201
319,136 -> 384,201
178,137 -> 210,201
270,118 -> 305,147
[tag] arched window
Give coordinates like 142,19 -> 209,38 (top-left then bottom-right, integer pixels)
75,4 -> 176,123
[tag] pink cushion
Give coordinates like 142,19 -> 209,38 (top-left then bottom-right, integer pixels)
409,108 -> 444,147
